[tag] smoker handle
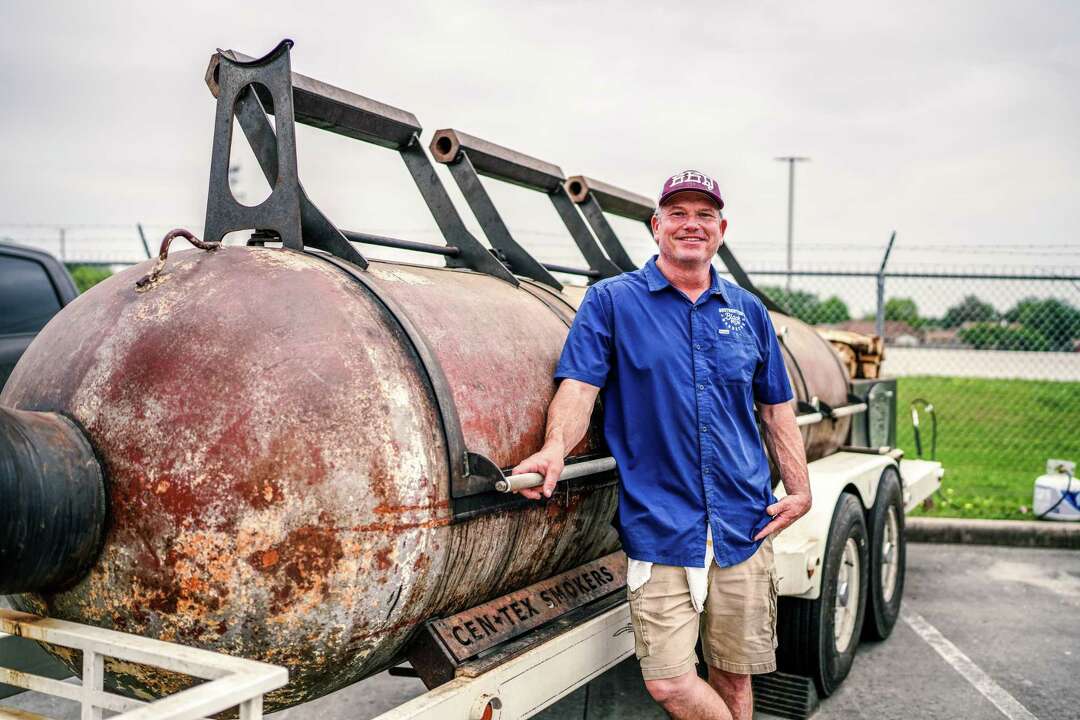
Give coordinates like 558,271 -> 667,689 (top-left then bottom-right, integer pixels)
206,44 -> 422,150
495,457 -> 617,493
430,129 -> 566,192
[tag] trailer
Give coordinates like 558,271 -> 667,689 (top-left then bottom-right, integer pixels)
0,448 -> 941,720
0,40 -> 943,720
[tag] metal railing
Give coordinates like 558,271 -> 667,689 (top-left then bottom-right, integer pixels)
0,609 -> 287,720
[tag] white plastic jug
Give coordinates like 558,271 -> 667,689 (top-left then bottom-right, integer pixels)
1033,460 -> 1079,521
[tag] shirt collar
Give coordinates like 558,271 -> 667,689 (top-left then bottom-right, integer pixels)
643,255 -> 726,301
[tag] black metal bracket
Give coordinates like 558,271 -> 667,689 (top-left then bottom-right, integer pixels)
445,152 -> 562,289
563,176 -> 643,272
204,41 -> 516,284
430,129 -> 622,284
204,40 -> 304,252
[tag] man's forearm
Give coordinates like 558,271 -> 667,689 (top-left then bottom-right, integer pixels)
543,380 -> 600,458
760,402 -> 810,498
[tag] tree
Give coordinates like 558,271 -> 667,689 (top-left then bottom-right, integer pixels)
760,286 -> 850,325
1004,297 -> 1080,352
958,323 -> 1051,351
942,295 -> 997,328
812,296 -> 851,324
884,297 -> 919,326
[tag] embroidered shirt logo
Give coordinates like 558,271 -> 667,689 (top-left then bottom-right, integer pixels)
718,308 -> 747,335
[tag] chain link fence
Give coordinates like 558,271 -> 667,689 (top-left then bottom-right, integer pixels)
4,223 -> 1078,521
735,266 -> 1080,520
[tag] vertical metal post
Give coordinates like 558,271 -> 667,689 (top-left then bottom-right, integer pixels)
775,156 -> 808,290
59,227 -> 66,261
81,649 -> 103,720
786,165 -> 794,289
875,231 -> 897,338
136,223 -> 152,259
240,696 -> 263,720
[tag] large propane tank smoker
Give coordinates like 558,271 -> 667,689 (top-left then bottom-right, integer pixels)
0,41 -> 943,720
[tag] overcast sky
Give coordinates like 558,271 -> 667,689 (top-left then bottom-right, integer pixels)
2,1 -> 1078,281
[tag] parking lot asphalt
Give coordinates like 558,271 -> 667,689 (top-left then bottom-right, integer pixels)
4,542 -> 1078,719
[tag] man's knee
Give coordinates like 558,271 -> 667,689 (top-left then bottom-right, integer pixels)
708,665 -> 750,693
644,670 -> 697,705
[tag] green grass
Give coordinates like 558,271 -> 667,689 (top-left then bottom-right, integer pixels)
895,375 -> 1080,520
66,264 -> 112,293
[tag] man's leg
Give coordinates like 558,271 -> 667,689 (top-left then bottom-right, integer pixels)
705,667 -> 752,720
700,538 -> 779,720
645,670 -> 732,720
630,564 -> 732,720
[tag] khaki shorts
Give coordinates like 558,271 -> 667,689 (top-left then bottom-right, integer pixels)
627,538 -> 778,680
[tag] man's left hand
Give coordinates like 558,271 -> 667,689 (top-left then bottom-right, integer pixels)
753,492 -> 811,541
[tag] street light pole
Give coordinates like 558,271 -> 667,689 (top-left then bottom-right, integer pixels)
775,156 -> 809,290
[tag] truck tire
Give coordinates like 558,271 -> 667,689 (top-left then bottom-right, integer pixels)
862,466 -> 906,641
776,492 -> 869,697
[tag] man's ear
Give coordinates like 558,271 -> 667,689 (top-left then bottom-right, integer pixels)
719,218 -> 728,237
650,213 -> 660,243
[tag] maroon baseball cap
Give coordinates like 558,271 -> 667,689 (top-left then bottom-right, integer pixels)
658,169 -> 724,210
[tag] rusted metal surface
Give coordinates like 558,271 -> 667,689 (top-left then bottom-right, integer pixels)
0,246 -> 617,712
769,311 -> 852,460
563,175 -> 654,222
429,129 -> 564,193
557,283 -> 588,309
428,551 -> 626,663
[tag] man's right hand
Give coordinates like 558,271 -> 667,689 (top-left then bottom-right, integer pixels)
511,444 -> 565,500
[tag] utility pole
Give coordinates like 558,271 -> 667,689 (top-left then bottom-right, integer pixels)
775,156 -> 809,290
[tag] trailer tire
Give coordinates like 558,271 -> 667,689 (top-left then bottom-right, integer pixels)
776,492 -> 869,697
863,466 -> 906,641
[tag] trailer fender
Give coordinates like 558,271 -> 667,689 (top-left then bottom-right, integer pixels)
772,451 -> 897,600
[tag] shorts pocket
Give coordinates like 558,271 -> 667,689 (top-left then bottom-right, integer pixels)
628,587 -> 651,659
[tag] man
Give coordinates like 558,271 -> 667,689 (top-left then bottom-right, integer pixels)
512,170 -> 811,720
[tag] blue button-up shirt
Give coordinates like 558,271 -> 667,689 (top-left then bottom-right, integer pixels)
555,256 -> 793,568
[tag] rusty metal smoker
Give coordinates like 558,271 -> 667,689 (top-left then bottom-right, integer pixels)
0,41 -> 853,711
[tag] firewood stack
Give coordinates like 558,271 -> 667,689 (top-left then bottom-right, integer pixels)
816,329 -> 885,379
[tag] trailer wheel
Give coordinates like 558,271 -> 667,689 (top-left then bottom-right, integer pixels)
862,466 -> 906,641
777,492 -> 869,697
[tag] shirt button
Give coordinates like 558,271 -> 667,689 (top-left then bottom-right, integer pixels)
701,425 -> 708,433
694,343 -> 701,350
698,384 -> 705,390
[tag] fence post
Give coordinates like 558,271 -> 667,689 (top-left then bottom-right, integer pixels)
875,231 -> 897,338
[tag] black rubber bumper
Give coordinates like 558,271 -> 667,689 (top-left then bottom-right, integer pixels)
0,407 -> 106,593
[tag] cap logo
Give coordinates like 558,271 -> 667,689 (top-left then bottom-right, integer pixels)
668,171 -> 714,191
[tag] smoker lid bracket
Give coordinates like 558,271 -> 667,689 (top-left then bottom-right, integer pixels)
204,40 -> 518,284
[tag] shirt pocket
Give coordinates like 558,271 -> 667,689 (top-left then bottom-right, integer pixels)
713,332 -> 758,384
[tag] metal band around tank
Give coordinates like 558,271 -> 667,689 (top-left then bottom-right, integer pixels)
311,253 -> 473,512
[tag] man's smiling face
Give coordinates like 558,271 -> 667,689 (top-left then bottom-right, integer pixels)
651,191 -> 727,268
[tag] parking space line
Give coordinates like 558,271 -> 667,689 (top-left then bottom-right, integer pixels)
902,611 -> 1037,720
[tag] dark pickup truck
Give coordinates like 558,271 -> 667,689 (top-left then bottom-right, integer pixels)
0,241 -> 79,389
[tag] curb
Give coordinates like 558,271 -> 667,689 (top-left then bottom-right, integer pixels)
905,516 -> 1080,549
